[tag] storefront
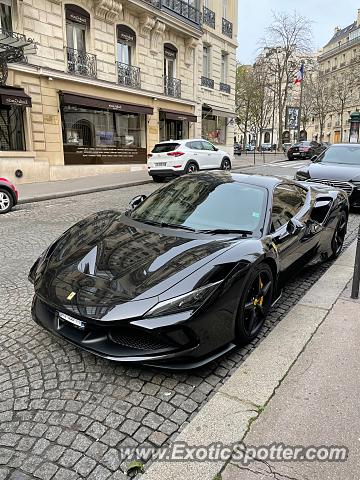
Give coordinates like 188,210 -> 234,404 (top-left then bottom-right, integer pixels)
201,104 -> 235,145
60,91 -> 153,164
159,108 -> 197,142
0,86 -> 32,151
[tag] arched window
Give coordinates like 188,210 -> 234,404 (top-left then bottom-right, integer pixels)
164,43 -> 177,79
117,25 -> 136,65
65,4 -> 90,53
0,0 -> 12,31
264,131 -> 270,143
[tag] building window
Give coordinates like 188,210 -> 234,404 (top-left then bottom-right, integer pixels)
203,45 -> 211,78
117,25 -> 136,65
65,5 -> 89,52
221,52 -> 228,84
0,105 -> 25,151
164,43 -> 177,78
0,0 -> 12,31
202,114 -> 227,145
222,0 -> 228,18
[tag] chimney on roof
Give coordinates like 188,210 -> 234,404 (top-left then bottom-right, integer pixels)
358,8 -> 360,27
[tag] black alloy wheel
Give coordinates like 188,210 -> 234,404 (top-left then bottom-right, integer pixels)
186,162 -> 199,174
221,158 -> 232,171
331,211 -> 347,259
236,264 -> 273,343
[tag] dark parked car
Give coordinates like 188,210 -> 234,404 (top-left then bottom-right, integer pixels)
29,172 -> 349,369
295,143 -> 360,207
234,142 -> 242,155
288,141 -> 327,160
0,177 -> 18,214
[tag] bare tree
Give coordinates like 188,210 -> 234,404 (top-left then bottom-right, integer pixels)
260,11 -> 313,148
309,73 -> 335,141
235,64 -> 253,149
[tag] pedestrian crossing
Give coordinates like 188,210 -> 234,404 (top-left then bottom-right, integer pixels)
270,161 -> 309,169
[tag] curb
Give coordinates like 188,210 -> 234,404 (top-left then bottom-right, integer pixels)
17,179 -> 153,205
141,241 -> 356,480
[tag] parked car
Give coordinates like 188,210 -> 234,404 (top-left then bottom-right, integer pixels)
147,139 -> 232,182
234,142 -> 242,155
287,141 -> 327,160
29,172 -> 349,369
0,178 -> 18,214
245,144 -> 255,151
261,143 -> 272,151
295,143 -> 360,207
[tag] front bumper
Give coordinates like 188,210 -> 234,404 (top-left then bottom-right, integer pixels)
31,294 -> 235,369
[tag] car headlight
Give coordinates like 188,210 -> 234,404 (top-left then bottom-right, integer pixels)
146,281 -> 222,317
295,171 -> 310,181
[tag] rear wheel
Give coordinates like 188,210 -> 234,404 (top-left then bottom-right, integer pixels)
152,175 -> 165,183
221,158 -> 232,170
185,162 -> 198,174
0,189 -> 13,214
330,211 -> 347,259
235,264 -> 273,344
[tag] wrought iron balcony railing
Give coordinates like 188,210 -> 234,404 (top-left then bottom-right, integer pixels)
222,18 -> 233,38
117,62 -> 141,89
203,6 -> 215,28
66,47 -> 97,78
220,82 -> 231,94
318,34 -> 360,61
164,76 -> 181,98
141,0 -> 201,26
201,76 -> 214,89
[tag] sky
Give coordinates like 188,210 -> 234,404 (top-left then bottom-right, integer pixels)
237,0 -> 358,64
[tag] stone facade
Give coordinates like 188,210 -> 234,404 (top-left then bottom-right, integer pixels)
0,0 -> 238,184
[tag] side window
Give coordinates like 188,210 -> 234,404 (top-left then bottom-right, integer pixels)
201,141 -> 215,151
188,141 -> 202,150
271,184 -> 306,232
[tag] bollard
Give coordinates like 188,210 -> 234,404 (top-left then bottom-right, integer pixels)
351,224 -> 360,299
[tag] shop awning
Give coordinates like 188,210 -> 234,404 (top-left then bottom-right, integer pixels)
60,91 -> 154,115
0,87 -> 32,107
202,104 -> 236,118
159,108 -> 197,123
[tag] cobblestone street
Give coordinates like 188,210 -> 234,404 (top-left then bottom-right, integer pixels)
1,185 -> 359,480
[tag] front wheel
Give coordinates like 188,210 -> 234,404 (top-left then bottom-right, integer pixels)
235,264 -> 273,344
0,189 -> 13,214
221,158 -> 232,171
330,211 -> 348,259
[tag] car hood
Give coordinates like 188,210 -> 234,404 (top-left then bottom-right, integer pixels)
35,210 -> 238,317
307,162 -> 360,181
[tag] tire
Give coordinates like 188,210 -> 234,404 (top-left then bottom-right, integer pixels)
152,175 -> 165,183
330,211 -> 348,259
0,188 -> 13,214
185,162 -> 198,174
235,264 -> 274,344
221,158 -> 232,171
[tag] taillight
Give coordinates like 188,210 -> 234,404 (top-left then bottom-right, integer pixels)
167,151 -> 185,157
147,153 -> 153,158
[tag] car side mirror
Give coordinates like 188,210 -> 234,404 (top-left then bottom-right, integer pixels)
311,155 -> 318,162
129,194 -> 147,210
286,218 -> 304,235
213,147 -> 218,151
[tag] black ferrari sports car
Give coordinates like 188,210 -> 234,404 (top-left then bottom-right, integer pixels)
29,172 -> 349,369
295,143 -> 360,207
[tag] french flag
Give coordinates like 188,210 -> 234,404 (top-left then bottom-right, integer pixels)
294,63 -> 305,85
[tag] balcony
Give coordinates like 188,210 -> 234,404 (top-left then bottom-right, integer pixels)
222,18 -> 233,38
220,82 -> 230,94
318,34 -> 360,61
203,6 -> 215,28
164,76 -> 181,98
141,0 -> 201,28
201,76 -> 214,89
117,62 -> 141,89
66,47 -> 97,78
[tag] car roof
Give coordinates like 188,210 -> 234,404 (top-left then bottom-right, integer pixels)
328,143 -> 360,148
155,139 -> 209,144
187,171 -> 294,189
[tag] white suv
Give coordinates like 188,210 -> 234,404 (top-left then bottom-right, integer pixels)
147,139 -> 232,182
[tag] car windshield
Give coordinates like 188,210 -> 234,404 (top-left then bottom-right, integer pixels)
294,142 -> 311,147
316,145 -> 360,165
130,175 -> 267,234
152,143 -> 179,153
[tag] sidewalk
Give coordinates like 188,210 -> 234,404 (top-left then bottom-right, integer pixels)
141,242 -> 359,480
16,153 -> 286,204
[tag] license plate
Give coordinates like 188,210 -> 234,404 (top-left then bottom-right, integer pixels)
155,162 -> 167,167
293,152 -> 300,155
58,312 -> 86,330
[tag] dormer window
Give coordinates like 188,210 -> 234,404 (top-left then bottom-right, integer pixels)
0,0 -> 12,32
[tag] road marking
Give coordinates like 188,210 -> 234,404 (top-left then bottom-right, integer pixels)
269,162 -> 308,169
